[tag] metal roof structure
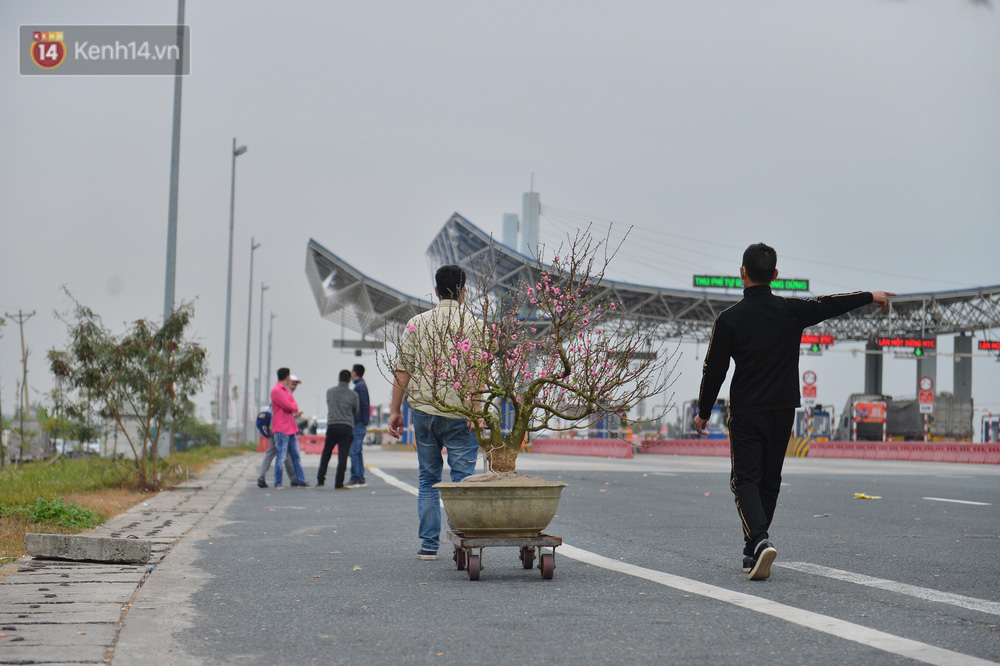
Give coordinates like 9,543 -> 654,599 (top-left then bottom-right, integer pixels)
305,238 -> 434,343
307,215 -> 1000,345
425,214 -> 1000,344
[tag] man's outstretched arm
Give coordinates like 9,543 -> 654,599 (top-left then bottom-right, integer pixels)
871,291 -> 895,311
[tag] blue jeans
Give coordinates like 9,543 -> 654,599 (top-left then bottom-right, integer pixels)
273,432 -> 306,486
412,410 -> 480,552
349,423 -> 367,483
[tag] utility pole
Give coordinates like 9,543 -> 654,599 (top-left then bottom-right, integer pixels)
5,310 -> 35,418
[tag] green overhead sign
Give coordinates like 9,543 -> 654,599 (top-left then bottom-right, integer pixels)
693,275 -> 809,292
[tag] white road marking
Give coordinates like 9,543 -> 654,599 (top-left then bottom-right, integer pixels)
560,545 -> 995,666
777,562 -> 1000,615
923,496 -> 992,506
368,466 -> 995,666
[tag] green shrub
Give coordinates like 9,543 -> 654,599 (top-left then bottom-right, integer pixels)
1,497 -> 103,528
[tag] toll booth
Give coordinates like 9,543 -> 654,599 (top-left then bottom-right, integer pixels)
983,415 -> 1000,443
794,405 -> 832,440
589,412 -> 624,439
681,399 -> 729,439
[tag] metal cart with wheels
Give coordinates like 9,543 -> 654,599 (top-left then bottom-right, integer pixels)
447,530 -> 562,581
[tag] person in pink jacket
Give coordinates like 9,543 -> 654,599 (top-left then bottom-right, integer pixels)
269,367 -> 308,488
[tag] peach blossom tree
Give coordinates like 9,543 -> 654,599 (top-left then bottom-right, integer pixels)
383,230 -> 677,473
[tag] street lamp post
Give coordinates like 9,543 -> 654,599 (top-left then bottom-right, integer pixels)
163,0 -> 186,323
240,238 -> 261,444
265,312 -> 276,407
256,283 -> 269,411
220,138 -> 247,448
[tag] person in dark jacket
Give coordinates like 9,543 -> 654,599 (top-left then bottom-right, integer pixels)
318,369 -> 360,489
347,364 -> 371,487
695,243 -> 893,580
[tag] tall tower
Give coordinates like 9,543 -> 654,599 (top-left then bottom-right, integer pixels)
521,190 -> 540,259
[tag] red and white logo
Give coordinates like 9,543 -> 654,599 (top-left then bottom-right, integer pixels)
31,31 -> 66,69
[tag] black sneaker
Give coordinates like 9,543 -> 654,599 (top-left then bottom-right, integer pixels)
416,550 -> 437,561
742,556 -> 753,573
748,540 -> 777,581
257,479 -> 268,488
316,482 -> 325,487
290,481 -> 302,487
297,482 -> 311,488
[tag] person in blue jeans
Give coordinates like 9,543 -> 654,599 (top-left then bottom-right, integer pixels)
270,369 -> 308,489
388,265 -> 482,560
410,410 -> 479,556
347,364 -> 370,487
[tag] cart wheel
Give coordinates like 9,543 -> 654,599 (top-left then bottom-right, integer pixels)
467,553 -> 481,581
540,553 -> 554,580
454,547 -> 467,571
520,546 -> 535,570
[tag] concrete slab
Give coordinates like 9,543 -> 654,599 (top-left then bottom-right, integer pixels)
1,581 -> 141,603
0,601 -> 123,623
25,534 -> 151,564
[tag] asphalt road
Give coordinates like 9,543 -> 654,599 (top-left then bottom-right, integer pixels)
113,449 -> 1000,665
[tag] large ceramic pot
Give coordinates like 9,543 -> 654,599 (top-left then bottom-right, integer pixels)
433,480 -> 568,537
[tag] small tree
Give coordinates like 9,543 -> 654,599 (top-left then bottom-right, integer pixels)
43,383 -> 106,456
382,229 -> 678,474
48,293 -> 208,489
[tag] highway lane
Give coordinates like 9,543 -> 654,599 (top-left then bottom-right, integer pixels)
120,450 -> 1000,665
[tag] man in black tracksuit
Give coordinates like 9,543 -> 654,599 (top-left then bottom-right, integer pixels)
695,243 -> 893,580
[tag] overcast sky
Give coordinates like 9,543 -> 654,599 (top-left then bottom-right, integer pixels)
2,1 -> 998,438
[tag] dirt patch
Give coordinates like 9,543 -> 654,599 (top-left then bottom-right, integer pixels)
461,472 -> 553,484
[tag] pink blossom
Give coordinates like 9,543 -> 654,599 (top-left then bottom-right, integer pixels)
460,339 -> 471,352
554,255 -> 560,261
406,324 -> 416,333
450,357 -> 458,366
454,382 -> 461,390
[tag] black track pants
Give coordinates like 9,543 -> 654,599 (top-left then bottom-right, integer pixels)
318,424 -> 353,488
728,409 -> 795,556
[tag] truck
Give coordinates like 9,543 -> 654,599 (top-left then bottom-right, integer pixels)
833,393 -> 974,442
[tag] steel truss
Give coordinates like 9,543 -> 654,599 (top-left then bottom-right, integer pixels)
307,216 -> 1000,345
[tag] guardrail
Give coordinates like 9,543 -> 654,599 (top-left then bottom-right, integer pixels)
529,438 -> 634,458
519,438 -> 999,464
